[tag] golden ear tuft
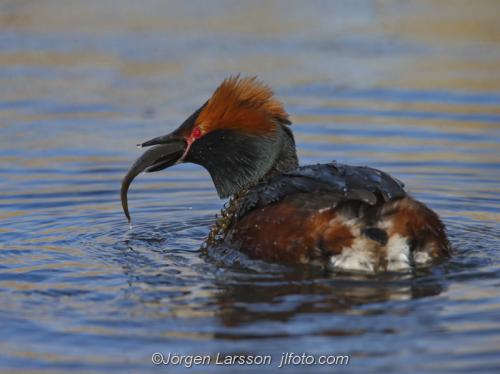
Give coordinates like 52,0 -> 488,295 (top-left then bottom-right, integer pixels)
197,76 -> 290,135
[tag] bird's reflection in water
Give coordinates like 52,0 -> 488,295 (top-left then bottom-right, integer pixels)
114,228 -> 446,342
204,246 -> 445,336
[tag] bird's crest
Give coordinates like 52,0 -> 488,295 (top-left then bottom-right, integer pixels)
196,76 -> 291,136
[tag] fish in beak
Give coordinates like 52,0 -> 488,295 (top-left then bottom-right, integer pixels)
121,134 -> 186,223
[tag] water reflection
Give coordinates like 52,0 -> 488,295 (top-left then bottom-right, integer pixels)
211,269 -> 445,332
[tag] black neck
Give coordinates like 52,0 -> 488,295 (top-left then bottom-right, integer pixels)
259,125 -> 298,181
186,126 -> 298,198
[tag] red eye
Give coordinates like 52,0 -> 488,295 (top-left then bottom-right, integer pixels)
192,126 -> 202,140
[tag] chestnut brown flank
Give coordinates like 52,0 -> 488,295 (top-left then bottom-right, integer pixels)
385,196 -> 450,258
226,195 -> 450,265
227,198 -> 355,263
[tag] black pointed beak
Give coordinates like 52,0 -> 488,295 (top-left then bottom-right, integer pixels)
121,134 -> 186,223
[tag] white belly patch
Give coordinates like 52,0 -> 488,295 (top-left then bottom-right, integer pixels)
329,234 -> 428,273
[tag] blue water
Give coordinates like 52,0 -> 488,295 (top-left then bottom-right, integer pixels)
1,1 -> 499,373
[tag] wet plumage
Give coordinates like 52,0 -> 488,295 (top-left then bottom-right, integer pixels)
121,76 -> 450,272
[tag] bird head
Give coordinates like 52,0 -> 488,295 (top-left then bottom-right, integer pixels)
121,76 -> 297,222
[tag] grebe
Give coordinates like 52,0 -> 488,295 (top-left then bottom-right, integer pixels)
121,76 -> 449,272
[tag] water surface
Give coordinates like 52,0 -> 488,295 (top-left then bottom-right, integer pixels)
1,1 -> 499,373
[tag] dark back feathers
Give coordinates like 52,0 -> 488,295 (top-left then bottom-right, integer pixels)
236,162 -> 406,219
